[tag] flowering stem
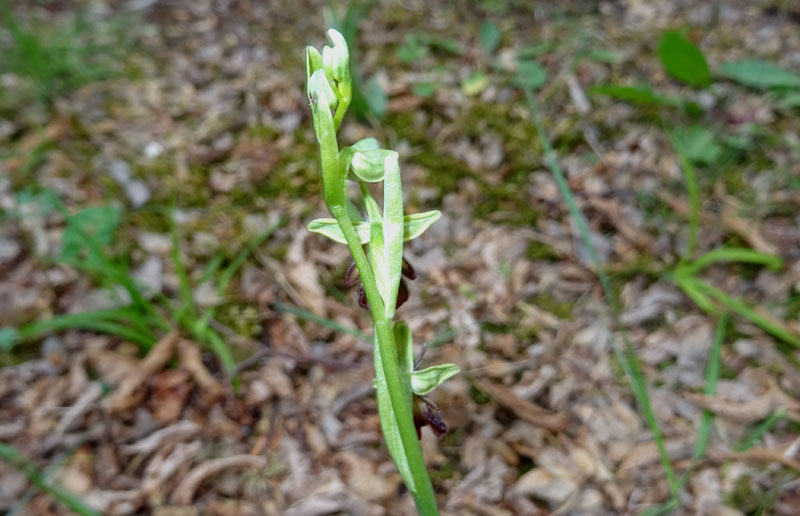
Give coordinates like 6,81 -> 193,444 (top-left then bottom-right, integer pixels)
327,176 -> 439,516
306,29 -> 449,515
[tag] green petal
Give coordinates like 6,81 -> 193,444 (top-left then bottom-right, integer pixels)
410,363 -> 460,396
403,210 -> 441,241
308,218 -> 369,244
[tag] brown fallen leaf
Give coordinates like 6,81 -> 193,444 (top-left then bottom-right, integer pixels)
148,369 -> 192,423
617,439 -> 695,478
109,330 -> 179,412
586,197 -> 655,251
171,454 -> 269,505
660,192 -> 778,255
177,339 -> 224,401
720,448 -> 800,471
685,382 -> 800,423
472,377 -> 567,431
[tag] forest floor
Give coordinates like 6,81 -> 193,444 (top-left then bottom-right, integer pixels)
2,1 -> 800,515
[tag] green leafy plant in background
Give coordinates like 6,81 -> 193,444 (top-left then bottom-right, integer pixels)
525,91 -> 681,506
305,29 -> 459,515
0,1 -> 134,105
667,137 -> 800,348
657,30 -> 711,88
0,195 -> 282,376
593,26 -> 800,113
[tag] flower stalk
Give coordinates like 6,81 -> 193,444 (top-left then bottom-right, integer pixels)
305,30 -> 458,516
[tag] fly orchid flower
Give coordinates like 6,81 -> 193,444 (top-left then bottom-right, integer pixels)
305,29 -> 457,516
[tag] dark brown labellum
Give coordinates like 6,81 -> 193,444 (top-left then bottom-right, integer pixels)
401,257 -> 417,280
344,262 -> 360,287
358,284 -> 368,309
396,279 -> 409,309
413,395 -> 448,439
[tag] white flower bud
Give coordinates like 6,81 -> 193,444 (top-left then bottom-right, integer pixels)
307,69 -> 337,110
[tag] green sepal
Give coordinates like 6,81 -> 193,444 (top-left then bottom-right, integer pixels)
411,363 -> 460,396
307,218 -> 368,244
403,210 -> 441,241
306,46 -> 323,82
308,211 -> 442,245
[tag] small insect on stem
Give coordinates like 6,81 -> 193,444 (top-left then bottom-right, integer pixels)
309,92 -> 319,107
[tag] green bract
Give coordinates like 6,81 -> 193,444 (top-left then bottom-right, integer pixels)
305,28 -> 456,516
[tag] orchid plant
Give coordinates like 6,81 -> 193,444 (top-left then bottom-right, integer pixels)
305,29 -> 458,515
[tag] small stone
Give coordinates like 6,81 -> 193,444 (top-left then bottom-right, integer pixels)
137,232 -> 171,254
144,141 -> 164,159
124,179 -> 151,208
0,237 -> 21,265
107,159 -> 132,183
514,468 -> 578,504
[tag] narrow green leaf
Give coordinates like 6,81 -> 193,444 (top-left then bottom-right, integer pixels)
411,364 -> 460,396
479,21 -> 501,53
397,35 -> 428,64
721,59 -> 800,89
693,312 -> 727,461
518,42 -> 555,59
413,81 -> 437,98
776,91 -> 800,108
511,61 -> 547,90
363,78 -> 387,118
372,333 -> 415,491
669,132 -> 700,259
587,48 -> 622,63
733,408 -> 787,452
657,31 -> 710,88
684,248 -> 783,275
590,84 -> 679,107
0,443 -> 102,516
670,125 -> 722,165
0,327 -> 21,352
272,302 -> 371,341
526,89 -> 680,500
695,281 -> 800,347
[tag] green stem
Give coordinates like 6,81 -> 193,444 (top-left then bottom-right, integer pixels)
669,133 -> 699,262
312,59 -> 437,513
331,205 -> 439,515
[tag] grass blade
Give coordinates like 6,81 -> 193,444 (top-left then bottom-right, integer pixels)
0,443 -> 102,516
692,312 -> 727,461
695,281 -> 800,347
18,307 -> 157,347
525,88 -> 679,500
218,220 -> 283,295
683,248 -> 783,275
733,408 -> 787,452
669,132 -> 700,261
272,301 -> 371,342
